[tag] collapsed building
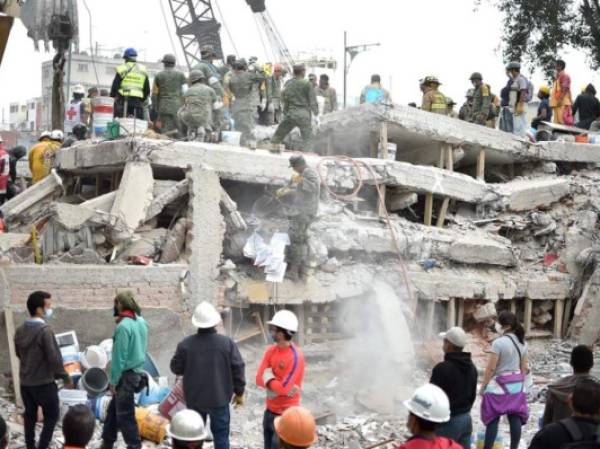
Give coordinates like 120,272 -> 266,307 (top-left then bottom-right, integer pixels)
1,103 -> 600,378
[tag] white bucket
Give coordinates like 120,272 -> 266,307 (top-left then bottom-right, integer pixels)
92,96 -> 114,136
99,339 -> 113,361
117,117 -> 148,136
221,131 -> 242,146
80,345 -> 108,370
88,394 -> 112,422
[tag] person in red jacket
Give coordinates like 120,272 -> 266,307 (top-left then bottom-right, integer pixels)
256,310 -> 305,449
397,384 -> 463,449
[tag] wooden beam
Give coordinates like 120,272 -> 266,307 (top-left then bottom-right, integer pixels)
379,122 -> 389,160
436,198 -> 450,227
296,303 -> 306,346
447,298 -> 456,328
424,193 -> 433,226
477,149 -> 486,180
445,145 -> 454,172
426,300 -> 436,337
563,298 -> 573,337
4,308 -> 23,408
554,299 -> 565,339
457,299 -> 465,328
524,298 -> 533,335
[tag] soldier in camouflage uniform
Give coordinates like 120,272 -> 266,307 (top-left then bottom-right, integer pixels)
276,154 -> 320,281
317,74 -> 338,114
264,64 -> 283,125
193,45 -> 225,131
271,65 -> 318,151
459,89 -> 475,122
151,54 -> 186,135
178,70 -> 218,142
469,72 -> 493,126
224,59 -> 265,146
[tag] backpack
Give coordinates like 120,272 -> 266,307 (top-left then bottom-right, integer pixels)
559,418 -> 600,449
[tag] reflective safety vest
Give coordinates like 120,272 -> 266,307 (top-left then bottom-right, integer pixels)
431,91 -> 448,115
117,62 -> 148,99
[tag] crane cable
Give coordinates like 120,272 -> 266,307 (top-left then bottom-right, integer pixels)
158,0 -> 180,60
316,155 -> 415,307
213,0 -> 240,56
81,0 -> 100,87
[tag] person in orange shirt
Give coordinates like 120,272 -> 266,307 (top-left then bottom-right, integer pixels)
550,59 -> 573,125
256,310 -> 305,449
62,404 -> 96,449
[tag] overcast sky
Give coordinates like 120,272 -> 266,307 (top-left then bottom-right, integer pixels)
2,0 -> 600,120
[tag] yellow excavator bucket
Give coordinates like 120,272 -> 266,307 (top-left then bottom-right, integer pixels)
0,15 -> 14,66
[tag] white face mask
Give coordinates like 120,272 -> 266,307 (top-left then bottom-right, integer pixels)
494,322 -> 503,334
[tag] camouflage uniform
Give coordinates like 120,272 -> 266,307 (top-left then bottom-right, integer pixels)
225,70 -> 265,145
193,59 -> 225,130
178,83 -> 217,141
152,67 -> 186,134
471,83 -> 493,126
272,78 -> 318,150
317,86 -> 338,114
286,166 -> 320,278
264,75 -> 283,125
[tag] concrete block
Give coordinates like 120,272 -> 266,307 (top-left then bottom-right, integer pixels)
109,162 -> 154,241
386,191 -> 418,211
0,171 -> 63,223
496,177 -> 571,211
52,203 -> 96,231
473,302 -> 497,321
0,233 -> 30,253
449,236 -> 516,267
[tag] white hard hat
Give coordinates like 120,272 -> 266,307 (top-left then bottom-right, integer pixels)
50,130 -> 64,141
167,409 -> 208,442
39,130 -> 51,140
439,326 -> 467,348
268,310 -> 299,333
404,384 -> 450,423
191,301 -> 222,328
73,84 -> 85,95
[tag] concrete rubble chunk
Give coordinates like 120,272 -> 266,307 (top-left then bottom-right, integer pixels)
473,302 -> 498,321
449,235 -> 516,267
386,191 -> 418,211
0,233 -> 30,253
0,171 -> 63,223
570,267 -> 600,345
52,203 -> 97,231
495,177 -> 571,211
145,179 -> 190,222
220,189 -> 247,231
160,218 -> 189,263
109,162 -> 154,242
80,191 -> 116,213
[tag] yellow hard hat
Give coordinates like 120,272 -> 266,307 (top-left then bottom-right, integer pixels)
582,84 -> 589,94
539,85 -> 550,95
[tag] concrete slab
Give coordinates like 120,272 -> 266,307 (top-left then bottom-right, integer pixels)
495,177 -> 571,211
52,203 -> 97,231
0,233 -> 30,253
449,236 -> 516,267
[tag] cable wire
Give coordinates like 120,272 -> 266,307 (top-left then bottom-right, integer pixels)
158,0 -> 180,59
81,0 -> 100,87
213,0 -> 240,56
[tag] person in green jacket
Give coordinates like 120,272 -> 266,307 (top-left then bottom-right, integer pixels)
100,291 -> 149,449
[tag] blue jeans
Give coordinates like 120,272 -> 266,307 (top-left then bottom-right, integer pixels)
484,414 -> 522,449
437,412 -> 472,449
263,410 -> 280,449
102,371 -> 143,449
196,406 -> 231,449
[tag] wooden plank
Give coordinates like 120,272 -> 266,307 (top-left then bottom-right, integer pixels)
424,193 -> 433,226
426,300 -> 436,337
378,185 -> 387,218
445,145 -> 454,172
438,146 -> 445,168
379,122 -> 388,160
477,149 -> 486,180
447,298 -> 456,328
563,298 -> 573,337
524,298 -> 533,335
436,198 -> 450,227
252,311 -> 269,344
554,299 -> 565,339
4,308 -> 22,407
457,299 -> 465,328
296,303 -> 306,346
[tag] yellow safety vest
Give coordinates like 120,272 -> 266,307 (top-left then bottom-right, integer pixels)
431,91 -> 448,114
117,62 -> 148,99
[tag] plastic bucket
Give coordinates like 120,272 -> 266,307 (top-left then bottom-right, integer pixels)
135,408 -> 168,443
59,389 -> 88,418
79,367 -> 109,397
81,345 -> 108,370
93,96 -> 114,136
138,373 -> 169,406
221,131 -> 242,146
158,378 -> 186,419
99,339 -> 113,361
117,118 -> 148,136
88,394 -> 112,422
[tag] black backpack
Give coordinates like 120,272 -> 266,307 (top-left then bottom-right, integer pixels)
560,418 -> 600,449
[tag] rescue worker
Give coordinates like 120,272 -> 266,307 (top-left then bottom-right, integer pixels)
317,74 -> 337,114
220,55 -> 237,78
0,137 -> 9,204
225,59 -> 265,146
29,130 -> 62,184
271,65 -> 318,151
110,48 -> 150,120
170,302 -> 246,449
469,72 -> 493,126
167,410 -> 208,449
308,74 -> 317,90
100,291 -> 149,449
64,84 -> 85,135
62,123 -> 87,148
421,76 -> 448,115
396,384 -> 462,449
531,85 -> 552,129
256,310 -> 306,449
275,155 -> 320,281
81,87 -> 98,128
264,64 -> 283,125
550,59 -> 573,125
7,145 -> 26,200
459,90 -> 474,121
274,407 -> 318,449
152,54 -> 186,135
193,45 -> 225,126
360,74 -> 392,105
178,70 -> 218,142
446,98 -> 458,118
505,62 -> 530,136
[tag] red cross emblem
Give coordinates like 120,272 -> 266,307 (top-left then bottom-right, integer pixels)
66,106 -> 77,120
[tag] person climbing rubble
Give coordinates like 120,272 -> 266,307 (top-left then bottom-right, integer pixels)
276,154 -> 320,281
542,345 -> 595,426
100,291 -> 149,449
256,310 -> 306,449
170,301 -> 246,449
430,327 -> 478,449
14,291 -> 72,449
396,383 -> 463,449
167,409 -> 209,449
28,130 -> 63,184
274,406 -> 318,449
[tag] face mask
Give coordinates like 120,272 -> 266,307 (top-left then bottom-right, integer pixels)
269,331 -> 278,343
44,308 -> 54,320
494,322 -> 503,334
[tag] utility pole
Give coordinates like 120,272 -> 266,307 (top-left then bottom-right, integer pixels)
343,31 -> 380,109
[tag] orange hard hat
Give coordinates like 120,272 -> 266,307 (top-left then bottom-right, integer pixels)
274,64 -> 283,72
274,407 -> 318,448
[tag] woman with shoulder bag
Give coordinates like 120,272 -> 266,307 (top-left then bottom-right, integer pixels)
480,311 -> 529,449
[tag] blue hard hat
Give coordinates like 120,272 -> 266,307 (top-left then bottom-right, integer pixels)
123,48 -> 138,59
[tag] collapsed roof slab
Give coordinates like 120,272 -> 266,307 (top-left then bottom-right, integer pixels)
56,138 -> 495,204
318,104 -> 600,166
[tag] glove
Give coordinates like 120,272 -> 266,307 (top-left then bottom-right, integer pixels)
213,101 -> 224,110
515,101 -> 525,116
262,369 -> 276,386
276,187 -> 292,198
232,394 -> 244,408
291,173 -> 301,184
